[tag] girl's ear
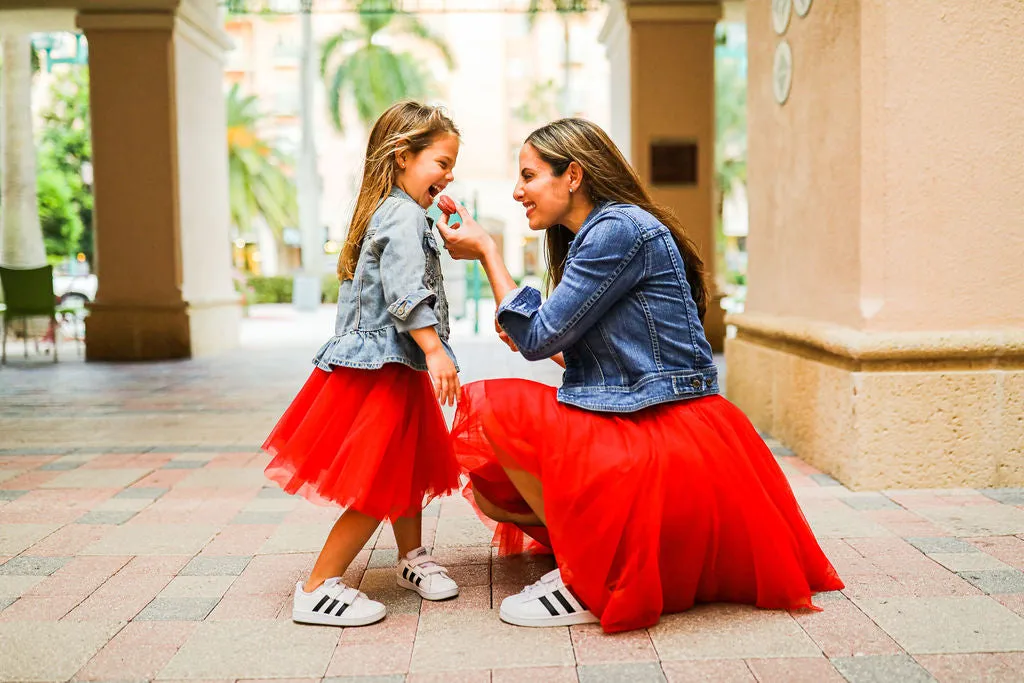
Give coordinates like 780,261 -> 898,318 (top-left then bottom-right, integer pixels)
395,148 -> 407,170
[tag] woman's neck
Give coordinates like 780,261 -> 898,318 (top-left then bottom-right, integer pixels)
562,196 -> 596,234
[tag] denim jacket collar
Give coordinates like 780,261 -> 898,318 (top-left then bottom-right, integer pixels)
389,185 -> 418,204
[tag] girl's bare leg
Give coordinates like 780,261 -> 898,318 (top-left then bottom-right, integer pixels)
392,511 -> 424,557
304,508 -> 381,592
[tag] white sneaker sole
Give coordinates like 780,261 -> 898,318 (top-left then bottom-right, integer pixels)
292,607 -> 385,627
397,576 -> 459,601
499,606 -> 599,628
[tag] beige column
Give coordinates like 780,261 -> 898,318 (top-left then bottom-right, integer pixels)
601,0 -> 726,352
80,0 -> 240,361
728,0 -> 1024,489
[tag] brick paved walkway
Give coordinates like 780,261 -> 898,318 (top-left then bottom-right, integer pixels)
3,306 -> 1024,682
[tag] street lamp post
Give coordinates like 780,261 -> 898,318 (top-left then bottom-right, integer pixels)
293,0 -> 325,311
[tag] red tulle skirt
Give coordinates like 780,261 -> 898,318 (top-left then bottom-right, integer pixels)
263,364 -> 461,521
451,379 -> 844,633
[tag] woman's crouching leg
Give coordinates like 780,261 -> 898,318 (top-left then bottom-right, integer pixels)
473,486 -> 544,526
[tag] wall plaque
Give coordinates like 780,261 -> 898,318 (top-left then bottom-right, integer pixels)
650,141 -> 698,186
773,40 -> 793,105
772,0 -> 791,35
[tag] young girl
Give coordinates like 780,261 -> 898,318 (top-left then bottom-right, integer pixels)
262,101 -> 464,627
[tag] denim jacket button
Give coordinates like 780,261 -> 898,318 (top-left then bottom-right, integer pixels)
690,378 -> 702,390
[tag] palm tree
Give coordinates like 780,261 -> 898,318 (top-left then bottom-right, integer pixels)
0,35 -> 46,268
527,0 -> 602,117
319,0 -> 455,132
226,84 -> 298,248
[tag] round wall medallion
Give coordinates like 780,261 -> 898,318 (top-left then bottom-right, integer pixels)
772,0 -> 792,35
773,40 -> 793,105
794,0 -> 812,17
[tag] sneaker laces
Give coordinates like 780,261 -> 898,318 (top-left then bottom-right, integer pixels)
519,569 -> 562,600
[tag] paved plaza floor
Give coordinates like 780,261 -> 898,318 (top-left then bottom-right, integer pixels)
3,305 -> 1024,682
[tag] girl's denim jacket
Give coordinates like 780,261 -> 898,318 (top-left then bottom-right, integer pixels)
497,202 -> 718,413
313,187 -> 457,373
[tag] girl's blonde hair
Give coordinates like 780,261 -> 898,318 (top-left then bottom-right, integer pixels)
525,118 -> 709,320
338,101 -> 460,280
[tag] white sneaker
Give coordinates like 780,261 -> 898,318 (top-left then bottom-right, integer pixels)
292,577 -> 386,627
396,547 -> 459,601
500,569 -> 599,628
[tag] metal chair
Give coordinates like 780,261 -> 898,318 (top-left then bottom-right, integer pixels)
0,265 -> 61,365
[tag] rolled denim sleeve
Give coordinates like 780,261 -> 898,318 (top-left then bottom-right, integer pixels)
497,214 -> 646,361
372,201 -> 439,333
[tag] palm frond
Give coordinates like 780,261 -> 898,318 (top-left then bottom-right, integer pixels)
393,13 -> 455,69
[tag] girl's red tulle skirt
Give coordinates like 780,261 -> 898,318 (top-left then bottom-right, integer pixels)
451,378 -> 844,633
263,364 -> 461,521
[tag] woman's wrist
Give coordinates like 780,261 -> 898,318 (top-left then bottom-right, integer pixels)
480,239 -> 503,269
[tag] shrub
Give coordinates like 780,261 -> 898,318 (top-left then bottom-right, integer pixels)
246,275 -> 293,303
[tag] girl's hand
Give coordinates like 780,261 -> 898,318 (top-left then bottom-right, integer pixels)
495,316 -> 518,352
436,201 -> 497,261
425,349 -> 461,406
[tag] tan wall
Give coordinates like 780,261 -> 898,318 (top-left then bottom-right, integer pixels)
746,0 -> 1024,332
745,0 -> 862,328
732,0 -> 1024,489
860,0 -> 1024,332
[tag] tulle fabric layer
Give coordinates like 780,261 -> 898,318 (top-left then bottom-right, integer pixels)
263,364 -> 461,521
451,378 -> 844,632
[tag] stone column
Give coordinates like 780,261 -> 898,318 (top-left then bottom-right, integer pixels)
80,0 -> 240,360
601,0 -> 726,351
728,0 -> 1024,489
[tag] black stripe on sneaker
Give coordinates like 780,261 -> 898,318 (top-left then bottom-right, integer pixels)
336,601 -> 349,615
403,567 -> 409,580
552,589 -> 576,614
313,596 -> 331,612
325,598 -> 340,615
415,575 -> 422,587
537,595 -> 560,616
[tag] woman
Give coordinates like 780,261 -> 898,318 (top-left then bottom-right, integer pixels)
436,118 -> 842,634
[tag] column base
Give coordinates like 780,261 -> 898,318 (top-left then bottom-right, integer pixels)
188,298 -> 242,357
726,312 -> 1024,490
85,298 -> 240,361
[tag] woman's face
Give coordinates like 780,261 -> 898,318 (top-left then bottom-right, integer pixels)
513,143 -> 572,231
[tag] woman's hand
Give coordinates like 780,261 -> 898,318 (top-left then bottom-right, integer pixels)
436,201 -> 497,261
495,316 -> 518,353
425,348 -> 461,407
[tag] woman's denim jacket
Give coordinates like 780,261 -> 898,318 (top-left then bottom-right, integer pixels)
497,202 -> 717,413
313,187 -> 457,373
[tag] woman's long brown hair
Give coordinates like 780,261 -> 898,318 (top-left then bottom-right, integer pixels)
525,118 -> 708,320
337,101 -> 459,280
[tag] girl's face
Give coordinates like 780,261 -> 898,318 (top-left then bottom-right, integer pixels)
396,133 -> 459,209
512,143 -> 572,231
